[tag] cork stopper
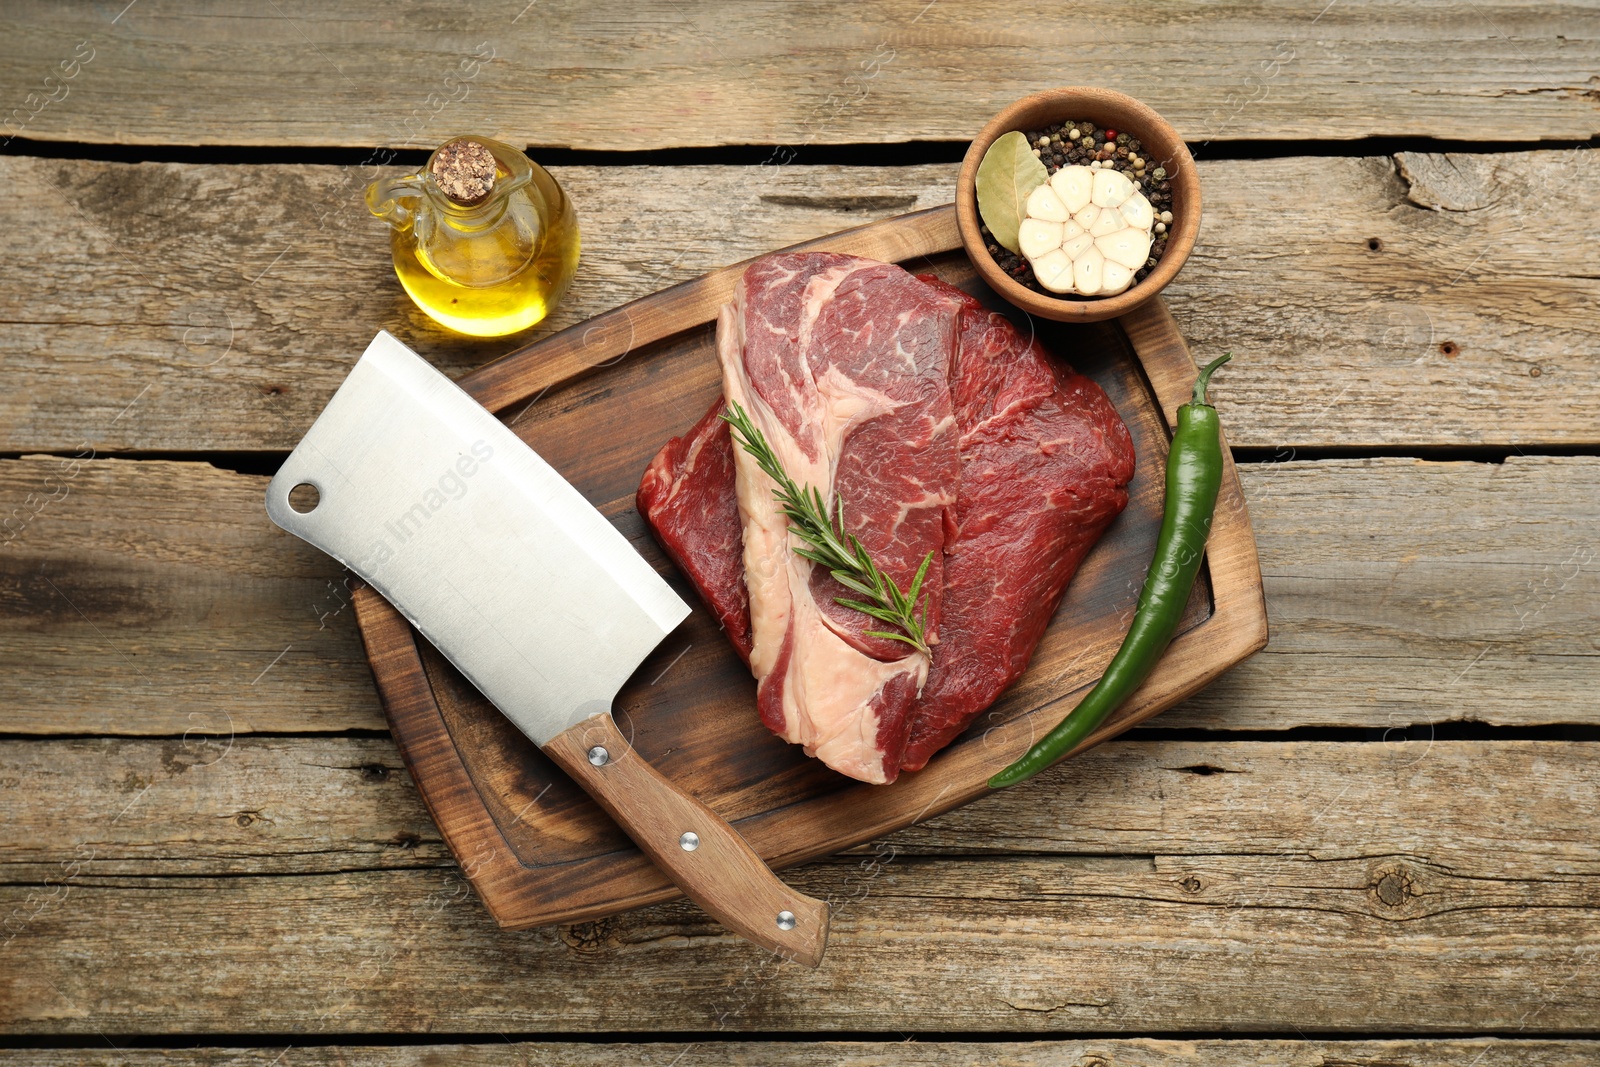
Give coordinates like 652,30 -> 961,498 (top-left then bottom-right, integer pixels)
430,138 -> 497,205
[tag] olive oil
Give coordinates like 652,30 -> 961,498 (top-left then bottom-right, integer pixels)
388,188 -> 580,336
368,137 -> 580,338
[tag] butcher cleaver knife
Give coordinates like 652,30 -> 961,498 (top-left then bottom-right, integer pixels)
266,331 -> 829,966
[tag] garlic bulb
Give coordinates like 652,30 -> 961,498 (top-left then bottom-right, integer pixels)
1017,166 -> 1155,297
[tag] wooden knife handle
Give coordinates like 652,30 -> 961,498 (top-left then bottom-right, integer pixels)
544,714 -> 830,967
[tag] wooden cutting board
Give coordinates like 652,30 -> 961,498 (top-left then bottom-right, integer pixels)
352,206 -> 1268,929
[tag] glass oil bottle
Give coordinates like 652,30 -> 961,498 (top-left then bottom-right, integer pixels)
366,136 -> 580,337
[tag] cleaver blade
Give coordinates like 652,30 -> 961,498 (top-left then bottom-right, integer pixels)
266,331 -> 828,966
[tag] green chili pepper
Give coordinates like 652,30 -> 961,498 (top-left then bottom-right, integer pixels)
989,353 -> 1232,790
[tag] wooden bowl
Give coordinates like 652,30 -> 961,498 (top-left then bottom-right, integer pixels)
956,87 -> 1201,323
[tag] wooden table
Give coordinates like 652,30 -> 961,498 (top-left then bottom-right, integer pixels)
2,3 -> 1597,1063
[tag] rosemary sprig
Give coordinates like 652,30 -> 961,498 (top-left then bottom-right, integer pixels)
721,400 -> 933,658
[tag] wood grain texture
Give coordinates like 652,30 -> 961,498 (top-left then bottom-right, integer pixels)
1180,453 -> 1600,730
4,1039 -> 1598,1066
0,737 -> 446,882
543,715 -> 831,965
4,453 -> 1596,736
3,841 -> 1597,1032
1,739 -> 1591,1031
1,3 -> 1594,1044
1,1 -> 1596,148
0,456 -> 383,735
0,151 -> 1595,452
1,738 -> 1590,882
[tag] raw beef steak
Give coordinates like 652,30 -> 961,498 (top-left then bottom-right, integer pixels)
900,276 -> 1135,769
637,259 -> 1134,783
636,399 -> 751,664
718,252 -> 963,784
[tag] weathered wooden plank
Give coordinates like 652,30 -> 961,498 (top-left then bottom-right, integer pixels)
3,849 -> 1597,1032
1,1 -> 1596,148
896,742 -> 1600,878
3,454 -> 1595,735
0,737 -> 446,881
0,739 -> 1590,882
1,151 -> 1595,452
4,737 -> 1595,1032
5,1039 -> 1597,1066
0,457 -> 384,735
1178,453 -> 1600,730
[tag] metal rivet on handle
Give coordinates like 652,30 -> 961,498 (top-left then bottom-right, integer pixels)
587,746 -> 609,767
679,831 -> 700,851
776,910 -> 797,931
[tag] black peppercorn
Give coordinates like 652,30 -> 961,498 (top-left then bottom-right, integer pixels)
983,116 -> 1173,298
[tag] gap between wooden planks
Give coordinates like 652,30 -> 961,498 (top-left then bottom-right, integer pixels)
0,153 -> 1595,452
1,453 -> 1595,735
0,0 -> 1596,147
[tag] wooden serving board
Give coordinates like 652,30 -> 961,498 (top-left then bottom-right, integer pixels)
352,206 -> 1268,929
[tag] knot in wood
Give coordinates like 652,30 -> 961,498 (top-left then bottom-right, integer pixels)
561,918 -> 617,952
1371,865 -> 1417,908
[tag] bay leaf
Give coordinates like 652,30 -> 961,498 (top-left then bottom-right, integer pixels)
975,131 -> 1048,255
